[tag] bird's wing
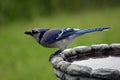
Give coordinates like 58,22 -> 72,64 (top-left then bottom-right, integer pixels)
42,28 -> 79,44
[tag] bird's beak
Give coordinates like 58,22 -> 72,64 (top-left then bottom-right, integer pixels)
24,31 -> 32,35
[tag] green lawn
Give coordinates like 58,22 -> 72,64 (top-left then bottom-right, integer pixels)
0,7 -> 120,80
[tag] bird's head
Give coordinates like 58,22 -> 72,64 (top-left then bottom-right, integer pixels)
25,28 -> 49,43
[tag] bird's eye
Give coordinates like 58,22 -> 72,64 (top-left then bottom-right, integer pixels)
32,30 -> 38,34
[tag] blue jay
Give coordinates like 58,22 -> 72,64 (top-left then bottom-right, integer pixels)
25,27 -> 109,60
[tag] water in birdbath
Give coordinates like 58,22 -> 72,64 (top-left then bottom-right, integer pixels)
72,56 -> 120,71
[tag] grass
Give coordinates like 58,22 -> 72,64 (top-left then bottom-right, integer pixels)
0,7 -> 120,80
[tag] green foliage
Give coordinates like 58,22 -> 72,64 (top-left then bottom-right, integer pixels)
0,8 -> 120,80
0,0 -> 120,24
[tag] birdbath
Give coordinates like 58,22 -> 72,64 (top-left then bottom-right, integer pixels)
50,43 -> 120,80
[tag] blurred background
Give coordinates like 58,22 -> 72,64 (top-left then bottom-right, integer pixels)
0,0 -> 120,80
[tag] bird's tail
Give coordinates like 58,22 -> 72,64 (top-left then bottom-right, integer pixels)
75,27 -> 110,35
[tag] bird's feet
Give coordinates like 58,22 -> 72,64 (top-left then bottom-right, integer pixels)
49,50 -> 62,61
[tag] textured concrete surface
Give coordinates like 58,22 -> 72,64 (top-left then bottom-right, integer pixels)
50,43 -> 120,80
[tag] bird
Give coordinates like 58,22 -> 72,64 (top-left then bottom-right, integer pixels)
25,27 -> 109,60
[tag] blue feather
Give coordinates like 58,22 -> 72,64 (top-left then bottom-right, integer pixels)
43,27 -> 109,44
56,28 -> 76,40
45,30 -> 61,44
75,27 -> 109,35
45,28 -> 76,44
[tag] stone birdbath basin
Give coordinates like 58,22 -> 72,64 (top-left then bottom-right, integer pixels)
50,44 -> 120,80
